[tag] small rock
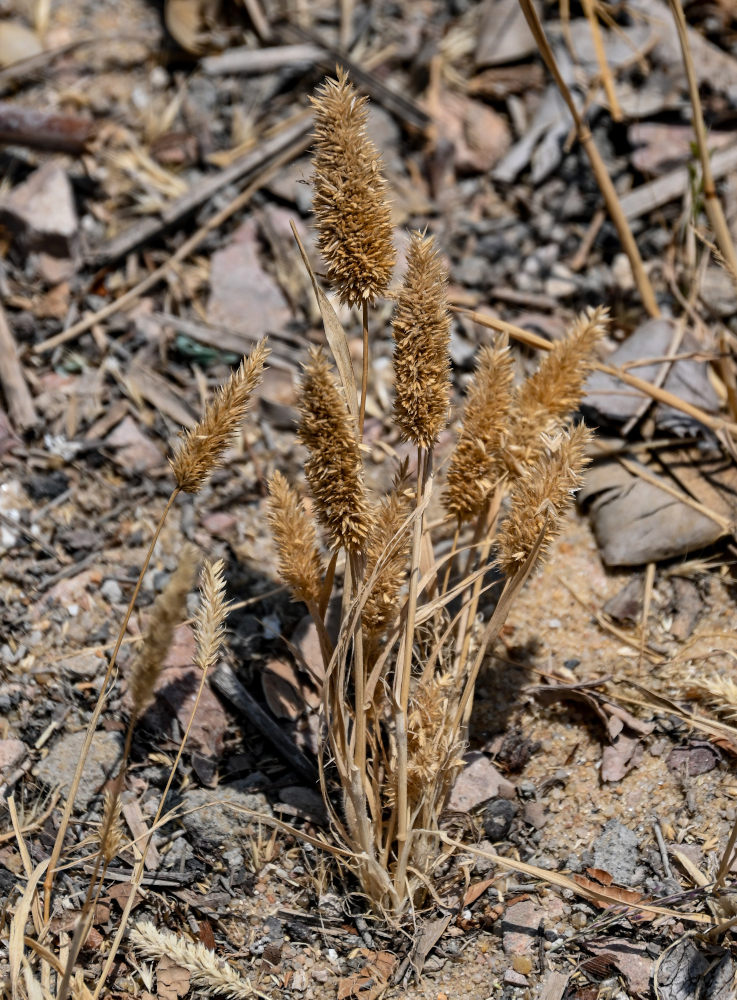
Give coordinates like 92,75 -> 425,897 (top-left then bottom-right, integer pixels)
482,798 -> 518,840
0,738 -> 26,773
105,417 -> 162,474
700,266 -> 737,317
512,955 -> 532,975
179,782 -> 272,844
35,731 -> 123,810
592,819 -> 642,886
0,162 -> 78,259
207,218 -> 291,339
101,579 -> 123,604
503,968 -> 528,987
448,752 -> 516,812
502,899 -> 543,955
544,276 -> 577,298
64,652 -> 105,679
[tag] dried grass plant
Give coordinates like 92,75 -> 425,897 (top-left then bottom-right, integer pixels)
10,67 -> 610,1000
264,71 -> 606,915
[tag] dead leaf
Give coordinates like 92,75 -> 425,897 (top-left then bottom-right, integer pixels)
463,877 -> 497,907
586,938 -> 653,996
337,950 -> 397,1000
156,956 -> 190,1000
601,733 -> 642,782
584,868 -> 614,887
262,657 -> 305,721
164,0 -> 219,55
572,875 -> 654,921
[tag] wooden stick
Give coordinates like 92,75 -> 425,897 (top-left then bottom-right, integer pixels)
518,0 -> 659,318
0,102 -> 94,154
35,127 -> 311,355
0,300 -> 36,430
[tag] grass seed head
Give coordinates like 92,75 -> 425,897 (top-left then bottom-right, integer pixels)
267,470 -> 324,605
362,462 -> 413,638
311,68 -> 395,308
504,307 -> 606,477
129,546 -> 198,721
497,421 -> 592,578
298,346 -> 373,552
444,337 -> 514,524
194,558 -> 230,673
171,339 -> 269,493
392,230 -> 452,449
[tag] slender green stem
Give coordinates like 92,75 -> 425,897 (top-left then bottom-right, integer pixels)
42,488 -> 179,921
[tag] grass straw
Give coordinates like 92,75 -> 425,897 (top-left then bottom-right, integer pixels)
518,0 -> 659,318
667,0 -> 737,278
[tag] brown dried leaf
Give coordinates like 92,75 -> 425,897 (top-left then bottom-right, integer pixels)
337,950 -> 397,1000
156,956 -> 190,1000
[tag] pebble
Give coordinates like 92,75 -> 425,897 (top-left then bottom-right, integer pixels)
504,968 -> 529,986
180,783 -> 273,844
101,579 -> 123,604
35,730 -> 124,810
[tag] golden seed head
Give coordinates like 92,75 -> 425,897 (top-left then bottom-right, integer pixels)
267,470 -> 324,605
194,559 -> 230,673
170,339 -> 269,493
310,68 -> 395,308
444,337 -> 514,524
504,307 -> 606,478
362,462 -> 413,638
497,422 -> 592,578
129,547 -> 198,721
298,346 -> 373,552
392,230 -> 452,449
99,790 -> 126,864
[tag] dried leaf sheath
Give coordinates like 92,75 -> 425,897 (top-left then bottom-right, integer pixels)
311,69 -> 395,307
444,338 -> 514,524
267,470 -> 324,604
171,340 -> 268,493
392,231 -> 452,449
298,347 -> 372,552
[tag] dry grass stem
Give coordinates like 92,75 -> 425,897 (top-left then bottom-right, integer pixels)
129,547 -> 198,721
498,422 -> 592,578
392,230 -> 452,449
267,470 -> 325,605
310,68 -> 395,308
298,346 -> 373,552
444,337 -> 514,524
129,922 -> 268,1000
170,339 -> 268,493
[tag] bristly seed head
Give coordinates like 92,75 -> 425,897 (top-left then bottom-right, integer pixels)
310,68 -> 395,308
504,307 -> 606,478
267,470 -> 324,605
170,340 -> 268,493
298,346 -> 373,553
444,337 -> 514,524
497,421 -> 592,578
392,230 -> 452,449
